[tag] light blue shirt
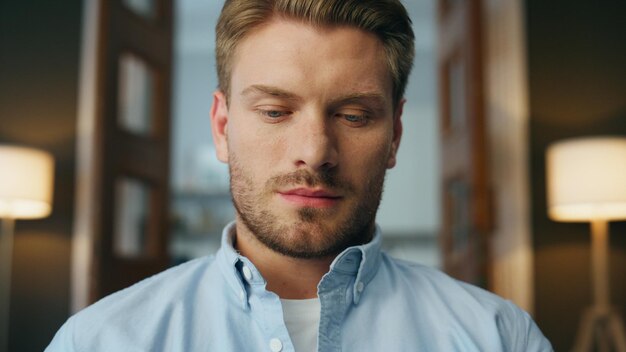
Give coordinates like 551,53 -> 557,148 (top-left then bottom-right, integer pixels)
46,222 -> 553,351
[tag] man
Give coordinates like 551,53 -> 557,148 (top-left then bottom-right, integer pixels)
47,0 -> 553,351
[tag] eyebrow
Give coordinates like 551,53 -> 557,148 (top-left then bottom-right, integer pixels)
240,84 -> 389,110
328,92 -> 388,109
240,85 -> 302,102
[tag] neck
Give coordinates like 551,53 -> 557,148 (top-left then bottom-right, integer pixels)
234,221 -> 335,299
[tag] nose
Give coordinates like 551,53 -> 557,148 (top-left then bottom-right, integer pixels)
291,114 -> 338,171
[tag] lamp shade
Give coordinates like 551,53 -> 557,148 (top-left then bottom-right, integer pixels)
0,145 -> 54,219
547,137 -> 626,222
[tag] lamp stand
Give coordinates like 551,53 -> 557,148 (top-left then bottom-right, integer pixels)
0,217 -> 15,352
572,219 -> 626,352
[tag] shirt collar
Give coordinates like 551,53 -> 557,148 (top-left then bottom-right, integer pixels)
327,225 -> 382,304
215,222 -> 250,309
216,221 -> 382,306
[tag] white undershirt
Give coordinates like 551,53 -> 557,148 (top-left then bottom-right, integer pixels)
280,298 -> 321,352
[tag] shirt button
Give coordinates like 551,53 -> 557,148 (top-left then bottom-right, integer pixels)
269,338 -> 283,352
356,281 -> 365,293
242,265 -> 253,281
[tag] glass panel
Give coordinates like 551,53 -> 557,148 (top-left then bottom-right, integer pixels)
123,0 -> 157,19
118,53 -> 155,136
114,177 -> 151,258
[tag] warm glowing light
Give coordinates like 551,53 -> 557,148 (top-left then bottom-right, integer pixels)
0,145 -> 54,219
547,137 -> 626,221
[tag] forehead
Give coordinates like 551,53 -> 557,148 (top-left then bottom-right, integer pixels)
229,17 -> 393,103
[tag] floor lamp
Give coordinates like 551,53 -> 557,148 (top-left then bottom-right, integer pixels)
0,145 -> 54,352
547,137 -> 626,352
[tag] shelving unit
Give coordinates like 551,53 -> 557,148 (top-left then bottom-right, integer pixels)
169,190 -> 234,262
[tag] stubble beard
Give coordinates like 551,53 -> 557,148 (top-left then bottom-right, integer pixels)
228,155 -> 388,259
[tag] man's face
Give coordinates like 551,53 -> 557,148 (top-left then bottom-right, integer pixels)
211,18 -> 403,259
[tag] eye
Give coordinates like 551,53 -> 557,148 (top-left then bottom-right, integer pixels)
265,110 -> 285,118
256,108 -> 292,123
337,112 -> 370,127
344,114 -> 363,122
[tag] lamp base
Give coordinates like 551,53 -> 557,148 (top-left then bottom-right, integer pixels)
572,306 -> 626,352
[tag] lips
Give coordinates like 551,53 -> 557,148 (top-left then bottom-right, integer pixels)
277,188 -> 342,207
281,188 -> 339,197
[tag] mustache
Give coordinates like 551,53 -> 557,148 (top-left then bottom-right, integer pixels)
268,169 -> 352,191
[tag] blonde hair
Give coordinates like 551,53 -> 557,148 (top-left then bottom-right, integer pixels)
216,0 -> 415,107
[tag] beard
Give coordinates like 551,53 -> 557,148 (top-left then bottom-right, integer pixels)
228,154 -> 388,259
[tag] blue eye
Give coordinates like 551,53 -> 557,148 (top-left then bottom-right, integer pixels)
344,114 -> 363,122
338,112 -> 369,127
265,110 -> 285,118
256,109 -> 291,123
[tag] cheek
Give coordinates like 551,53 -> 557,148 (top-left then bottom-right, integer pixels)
228,120 -> 286,173
341,133 -> 393,176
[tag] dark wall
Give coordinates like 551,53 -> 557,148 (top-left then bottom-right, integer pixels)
0,0 -> 82,351
526,0 -> 626,350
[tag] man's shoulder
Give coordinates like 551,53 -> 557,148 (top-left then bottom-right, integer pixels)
84,255 -> 217,315
380,253 -> 506,307
47,255 -> 220,351
375,254 -> 552,350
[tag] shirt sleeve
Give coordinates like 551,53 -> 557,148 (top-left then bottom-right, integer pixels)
497,300 -> 554,352
44,318 -> 75,352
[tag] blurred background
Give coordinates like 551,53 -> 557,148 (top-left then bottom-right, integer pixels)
0,0 -> 625,351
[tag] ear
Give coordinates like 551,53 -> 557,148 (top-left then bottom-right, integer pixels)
210,90 -> 230,163
386,99 -> 404,169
